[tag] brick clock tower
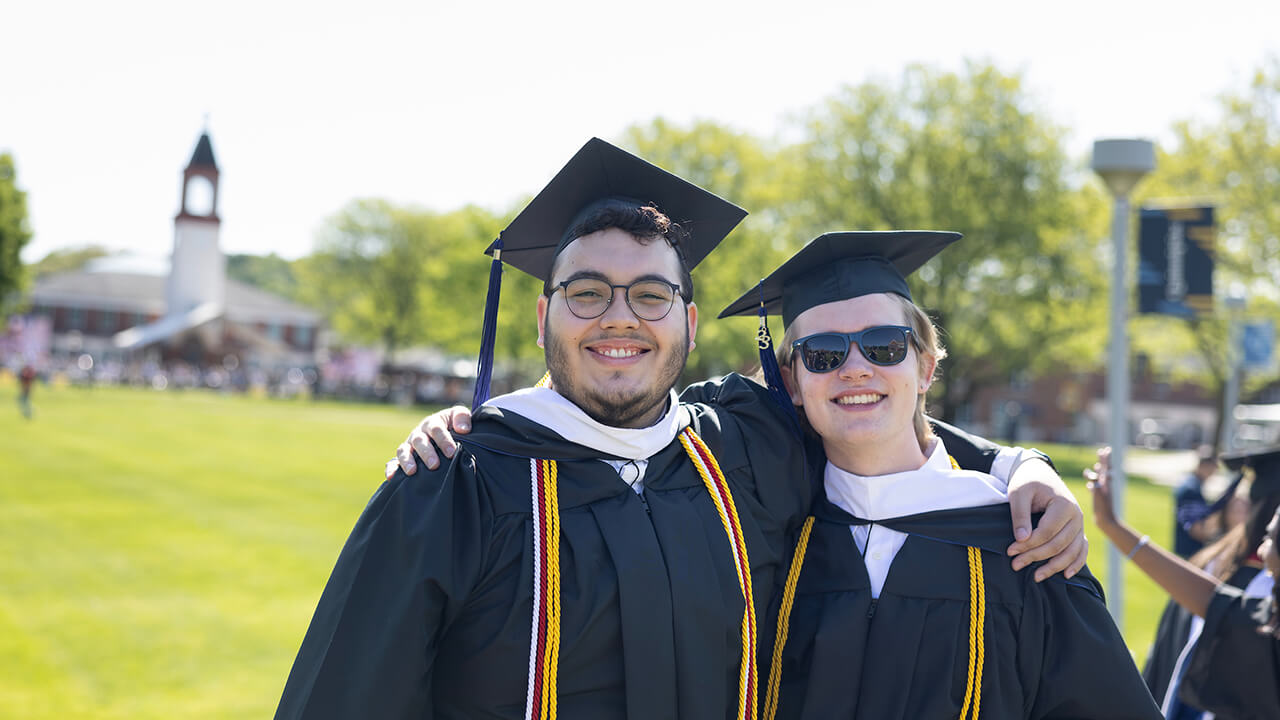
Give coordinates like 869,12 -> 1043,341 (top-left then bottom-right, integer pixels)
165,131 -> 226,318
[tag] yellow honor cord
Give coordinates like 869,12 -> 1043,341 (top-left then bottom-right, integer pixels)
528,429 -> 756,720
762,506 -> 989,720
526,459 -> 561,720
764,516 -> 816,720
679,427 -> 758,720
959,545 -> 986,720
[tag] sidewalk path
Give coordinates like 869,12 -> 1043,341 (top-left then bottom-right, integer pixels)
1126,448 -> 1233,496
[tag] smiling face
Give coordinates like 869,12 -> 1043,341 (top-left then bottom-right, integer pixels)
783,293 -> 936,475
536,227 -> 697,429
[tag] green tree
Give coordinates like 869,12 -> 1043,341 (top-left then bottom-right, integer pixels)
0,153 -> 33,313
28,245 -> 113,279
299,200 -> 546,384
790,62 -> 1110,423
226,253 -> 302,301
1131,57 -> 1280,450
299,199 -> 437,357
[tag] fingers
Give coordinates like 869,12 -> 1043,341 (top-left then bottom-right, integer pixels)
1032,532 -> 1090,582
385,459 -> 399,481
1007,483 -> 1034,543
1065,534 -> 1089,578
428,417 -> 462,459
396,441 -> 421,474
410,433 -> 442,471
1009,497 -> 1083,574
447,406 -> 472,433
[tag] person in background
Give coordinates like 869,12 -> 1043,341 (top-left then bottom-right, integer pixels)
18,363 -> 36,419
1174,447 -> 1221,558
1089,445 -> 1280,719
1141,468 -> 1277,718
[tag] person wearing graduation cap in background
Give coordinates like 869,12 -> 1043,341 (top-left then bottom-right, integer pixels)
708,231 -> 1160,719
1090,445 -> 1280,720
345,139 -> 1085,720
1140,458 -> 1273,719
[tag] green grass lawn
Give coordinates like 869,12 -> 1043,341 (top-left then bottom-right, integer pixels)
1,382 -> 1173,718
1,382 -> 429,719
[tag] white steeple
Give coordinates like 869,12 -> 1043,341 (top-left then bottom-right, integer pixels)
166,130 -> 225,317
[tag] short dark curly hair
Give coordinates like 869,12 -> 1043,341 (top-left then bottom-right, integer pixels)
544,203 -> 694,303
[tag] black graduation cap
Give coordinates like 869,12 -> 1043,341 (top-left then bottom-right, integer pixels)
470,137 -> 747,408
1221,445 -> 1280,500
484,137 -> 747,282
714,230 -> 960,440
717,231 -> 961,325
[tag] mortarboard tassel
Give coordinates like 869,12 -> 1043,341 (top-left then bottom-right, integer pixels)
756,287 -> 803,440
472,236 -> 504,409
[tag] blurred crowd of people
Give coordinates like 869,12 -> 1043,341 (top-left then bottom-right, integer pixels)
0,352 -> 493,409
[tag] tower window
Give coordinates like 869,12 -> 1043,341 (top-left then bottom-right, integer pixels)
184,175 -> 215,216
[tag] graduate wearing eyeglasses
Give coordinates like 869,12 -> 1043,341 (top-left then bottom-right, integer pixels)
719,232 -> 1161,719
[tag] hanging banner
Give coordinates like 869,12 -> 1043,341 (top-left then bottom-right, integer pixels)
1137,206 -> 1215,316
1243,321 -> 1275,370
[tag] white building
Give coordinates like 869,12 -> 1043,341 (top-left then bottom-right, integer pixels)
26,132 -> 321,372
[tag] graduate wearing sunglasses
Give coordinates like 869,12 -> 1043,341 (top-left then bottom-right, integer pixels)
717,231 -> 1160,719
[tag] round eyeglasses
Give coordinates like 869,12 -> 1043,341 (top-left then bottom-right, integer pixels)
552,277 -> 683,321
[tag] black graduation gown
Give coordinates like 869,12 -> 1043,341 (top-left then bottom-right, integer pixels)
1142,564 -> 1261,717
1179,583 -> 1280,720
763,497 -> 1163,719
275,373 -> 811,720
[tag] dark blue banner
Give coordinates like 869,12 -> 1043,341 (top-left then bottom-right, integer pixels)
1138,206 -> 1215,316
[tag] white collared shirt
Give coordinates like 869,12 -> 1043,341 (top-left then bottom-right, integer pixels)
824,438 -> 1011,598
485,386 -> 689,493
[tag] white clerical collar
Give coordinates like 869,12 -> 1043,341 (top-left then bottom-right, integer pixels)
484,386 -> 689,461
824,437 -> 1007,521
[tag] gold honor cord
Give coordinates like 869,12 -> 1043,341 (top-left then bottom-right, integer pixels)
959,545 -> 986,720
525,427 -> 757,720
525,458 -> 561,720
679,427 -> 759,720
763,452 -> 988,720
764,516 -> 816,720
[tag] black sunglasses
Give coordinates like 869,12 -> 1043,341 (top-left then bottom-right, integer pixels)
790,325 -> 915,373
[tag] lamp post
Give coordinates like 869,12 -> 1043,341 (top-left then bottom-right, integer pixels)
1220,292 -> 1247,452
1091,138 -> 1155,626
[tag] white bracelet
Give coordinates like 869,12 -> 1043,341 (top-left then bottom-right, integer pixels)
1126,535 -> 1149,560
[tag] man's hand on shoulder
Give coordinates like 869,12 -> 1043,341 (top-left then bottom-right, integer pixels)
384,405 -> 473,479
1005,455 -> 1088,582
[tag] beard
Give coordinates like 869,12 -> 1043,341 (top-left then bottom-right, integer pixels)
543,312 -> 690,428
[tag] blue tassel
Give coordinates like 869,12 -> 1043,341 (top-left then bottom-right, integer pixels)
757,293 -> 803,440
471,236 -> 503,409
